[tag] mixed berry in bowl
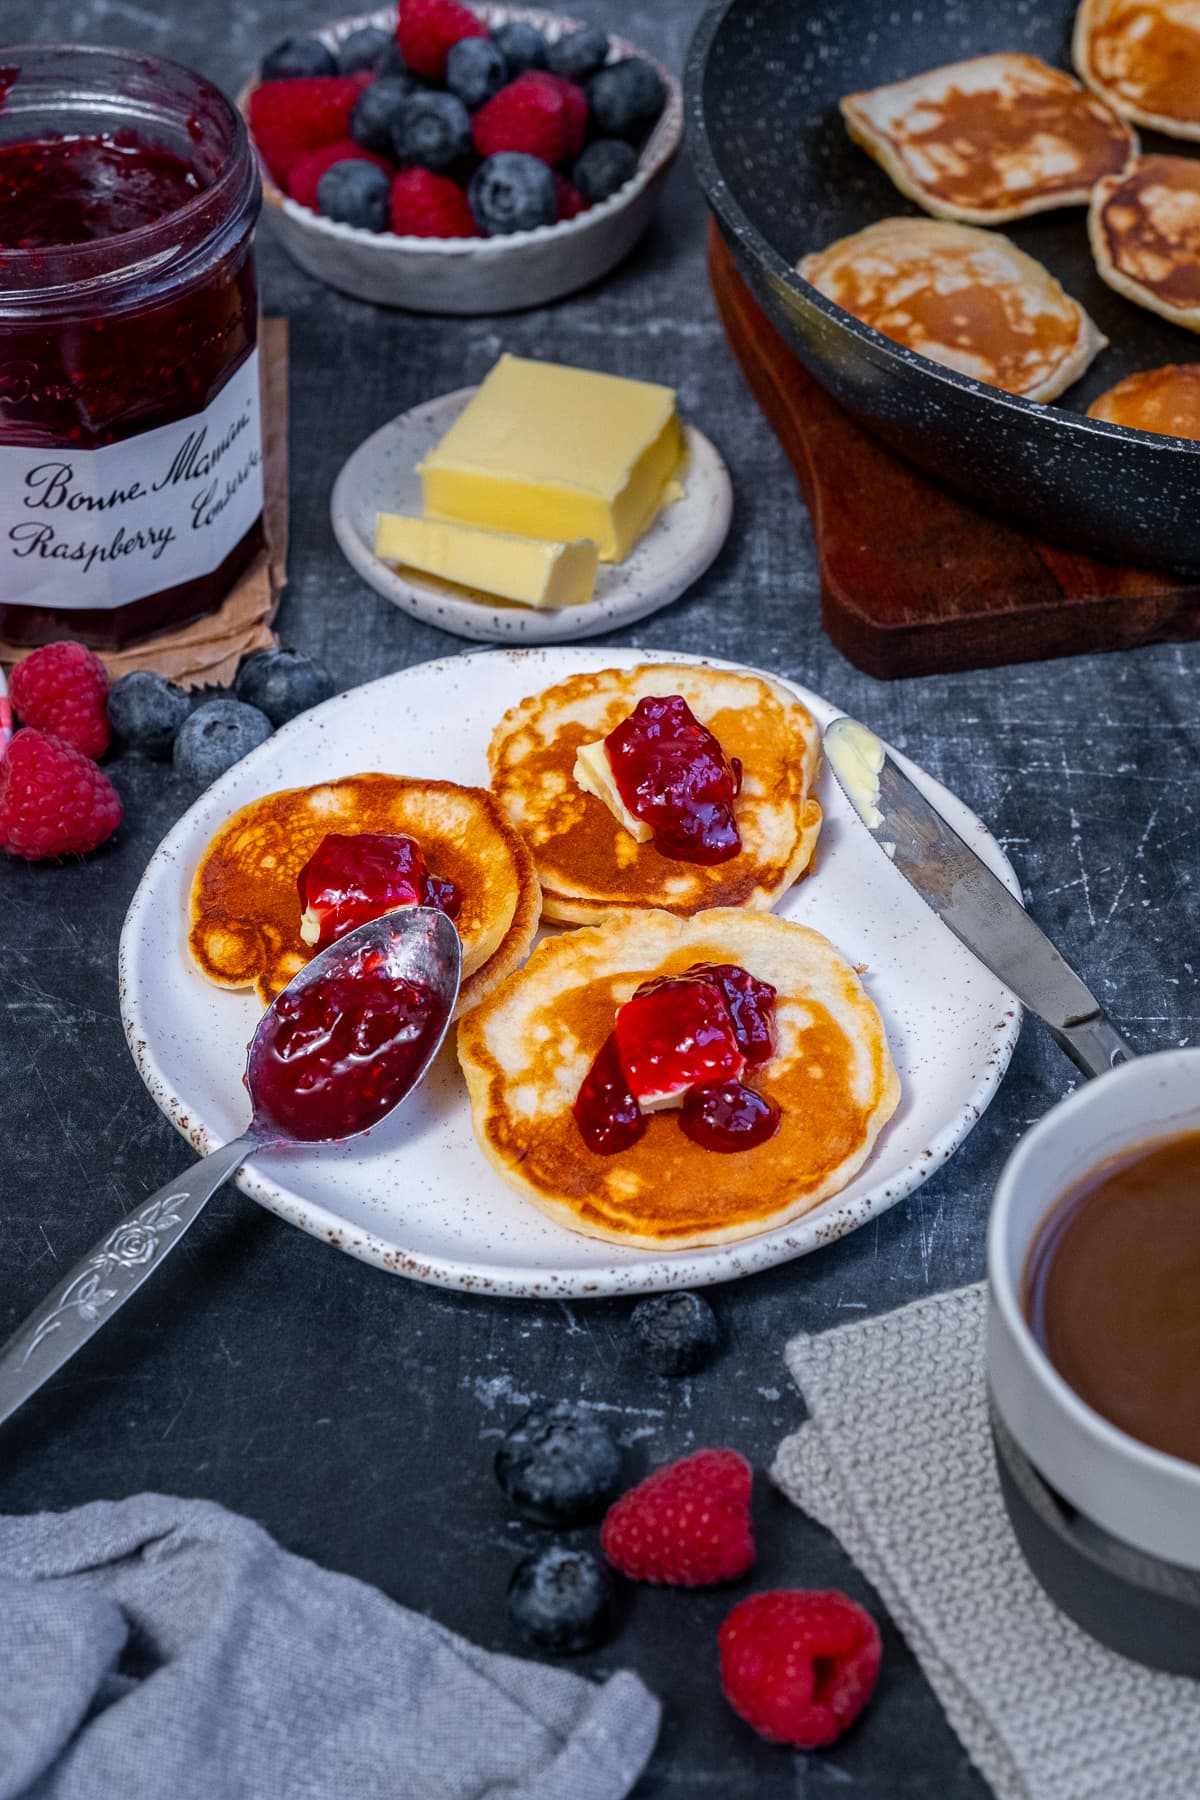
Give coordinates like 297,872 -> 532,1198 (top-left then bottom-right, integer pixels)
247,0 -> 669,239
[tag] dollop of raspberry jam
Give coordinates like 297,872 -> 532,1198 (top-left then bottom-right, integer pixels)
248,949 -> 441,1142
604,695 -> 743,864
574,964 -> 778,1156
297,832 -> 461,952
0,132 -> 205,249
680,1080 -> 780,1153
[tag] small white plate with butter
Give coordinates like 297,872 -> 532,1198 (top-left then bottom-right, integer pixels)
331,385 -> 733,644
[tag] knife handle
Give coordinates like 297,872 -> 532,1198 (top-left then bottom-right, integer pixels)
1050,1013 -> 1135,1081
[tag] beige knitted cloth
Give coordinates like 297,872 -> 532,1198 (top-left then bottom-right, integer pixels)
773,1284 -> 1200,1799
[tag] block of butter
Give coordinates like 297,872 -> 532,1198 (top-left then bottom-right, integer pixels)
375,512 -> 599,610
418,354 -> 684,564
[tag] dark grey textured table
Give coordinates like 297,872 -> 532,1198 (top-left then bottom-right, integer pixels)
2,3 -> 1198,1794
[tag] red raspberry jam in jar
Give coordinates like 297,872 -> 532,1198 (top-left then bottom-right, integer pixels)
0,47 -> 263,648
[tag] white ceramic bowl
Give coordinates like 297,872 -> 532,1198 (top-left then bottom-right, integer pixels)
987,1049 -> 1200,1569
239,4 -> 681,312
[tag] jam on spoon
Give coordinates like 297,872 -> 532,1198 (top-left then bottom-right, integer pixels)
573,963 -> 780,1156
603,695 -> 744,864
298,832 -> 461,952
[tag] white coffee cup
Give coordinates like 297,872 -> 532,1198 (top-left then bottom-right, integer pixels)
987,1047 -> 1200,1570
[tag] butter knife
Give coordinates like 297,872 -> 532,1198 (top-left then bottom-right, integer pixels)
823,717 -> 1133,1081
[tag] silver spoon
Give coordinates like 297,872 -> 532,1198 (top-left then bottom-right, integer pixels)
0,905 -> 461,1430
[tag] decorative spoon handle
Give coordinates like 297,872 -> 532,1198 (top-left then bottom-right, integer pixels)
0,1133 -> 257,1430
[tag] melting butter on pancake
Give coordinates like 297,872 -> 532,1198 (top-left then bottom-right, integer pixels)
798,218 -> 1106,399
841,54 -> 1135,226
1090,155 -> 1200,329
1075,0 -> 1200,140
188,775 -> 540,1014
487,664 -> 821,924
457,908 -> 900,1251
1088,362 -> 1200,436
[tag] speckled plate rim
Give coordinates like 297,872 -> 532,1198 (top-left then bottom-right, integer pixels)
329,389 -> 733,642
684,0 -> 1200,457
118,646 -> 1022,1298
239,3 -> 682,255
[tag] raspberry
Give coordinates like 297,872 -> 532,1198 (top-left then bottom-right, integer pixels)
600,1448 -> 754,1586
248,73 -> 371,185
0,729 -> 122,860
286,140 -> 389,211
397,0 -> 486,81
10,640 -> 110,759
473,71 -> 581,165
541,73 -> 589,158
553,172 -> 587,221
718,1590 -> 882,1749
390,168 -> 478,237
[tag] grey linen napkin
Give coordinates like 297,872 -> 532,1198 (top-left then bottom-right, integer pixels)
0,1494 -> 659,1800
773,1283 -> 1200,1800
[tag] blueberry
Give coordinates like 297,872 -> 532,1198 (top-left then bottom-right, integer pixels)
394,90 -> 473,171
495,1401 -> 621,1526
349,76 -> 415,154
446,37 -> 508,110
106,670 -> 191,759
573,138 -> 638,204
546,26 -> 609,83
316,159 -> 391,231
173,699 -> 272,786
507,1547 -> 611,1655
338,26 -> 401,75
491,20 -> 547,76
629,1291 -> 718,1378
469,152 -> 557,235
260,35 -> 337,80
233,649 -> 335,727
586,58 -> 666,141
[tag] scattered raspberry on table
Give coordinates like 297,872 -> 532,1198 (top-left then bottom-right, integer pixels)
0,728 -> 122,860
718,1589 -> 882,1749
601,1447 -> 755,1586
9,640 -> 111,760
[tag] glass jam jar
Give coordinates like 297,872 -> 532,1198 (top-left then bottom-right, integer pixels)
0,46 -> 263,648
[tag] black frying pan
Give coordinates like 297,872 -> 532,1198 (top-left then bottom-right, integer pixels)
686,0 -> 1200,573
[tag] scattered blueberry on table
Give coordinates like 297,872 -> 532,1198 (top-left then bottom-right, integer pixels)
107,670 -> 191,760
233,648 -> 336,726
495,1401 -> 622,1526
507,1545 -> 612,1653
629,1291 -> 719,1377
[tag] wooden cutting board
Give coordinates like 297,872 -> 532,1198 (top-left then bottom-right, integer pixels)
708,221 -> 1200,678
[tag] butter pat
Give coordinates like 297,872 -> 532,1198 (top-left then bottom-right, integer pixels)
825,717 -> 886,831
418,354 -> 684,563
573,738 -> 652,842
375,513 -> 599,610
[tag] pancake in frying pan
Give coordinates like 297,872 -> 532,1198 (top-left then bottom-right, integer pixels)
798,218 -> 1106,399
1075,0 -> 1200,141
457,907 -> 900,1251
841,53 -> 1135,225
486,663 -> 822,924
188,775 -> 540,1014
1088,362 -> 1200,436
1090,155 -> 1200,329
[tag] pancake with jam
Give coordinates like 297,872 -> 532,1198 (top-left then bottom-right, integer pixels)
1075,0 -> 1200,140
1089,156 -> 1200,329
841,54 -> 1135,226
798,218 -> 1106,399
457,907 -> 900,1251
486,664 -> 821,925
1088,363 -> 1200,436
188,775 -> 540,1015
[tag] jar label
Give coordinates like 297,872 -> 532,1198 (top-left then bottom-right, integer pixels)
0,349 -> 263,612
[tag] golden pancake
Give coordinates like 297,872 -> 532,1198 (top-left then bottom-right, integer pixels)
487,664 -> 821,924
1075,0 -> 1200,140
1089,155 -> 1200,328
798,218 -> 1106,399
1088,363 -> 1200,436
457,908 -> 900,1251
841,54 -> 1135,226
188,775 -> 540,1014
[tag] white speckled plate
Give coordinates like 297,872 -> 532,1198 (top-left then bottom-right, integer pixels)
330,388 -> 733,642
119,646 -> 1022,1298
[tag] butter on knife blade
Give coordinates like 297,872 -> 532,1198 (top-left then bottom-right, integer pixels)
823,718 -> 895,854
